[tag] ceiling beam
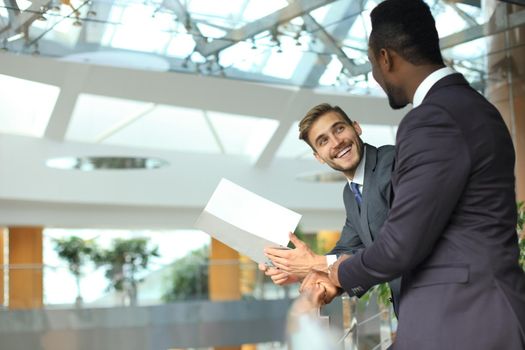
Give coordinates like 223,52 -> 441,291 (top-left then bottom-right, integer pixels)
0,52 -> 405,126
253,120 -> 294,168
44,64 -> 90,141
0,0 -> 51,39
160,0 -> 208,49
296,0 -> 364,87
352,3 -> 525,77
440,3 -> 525,50
302,14 -> 370,77
195,0 -> 338,58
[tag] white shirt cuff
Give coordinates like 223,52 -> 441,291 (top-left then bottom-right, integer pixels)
326,254 -> 338,266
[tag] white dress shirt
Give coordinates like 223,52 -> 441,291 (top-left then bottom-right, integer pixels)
326,146 -> 367,265
412,66 -> 456,108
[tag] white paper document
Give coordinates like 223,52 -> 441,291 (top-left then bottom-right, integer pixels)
194,178 -> 302,263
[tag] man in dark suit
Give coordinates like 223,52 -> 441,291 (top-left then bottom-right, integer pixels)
259,103 -> 401,315
302,0 -> 525,348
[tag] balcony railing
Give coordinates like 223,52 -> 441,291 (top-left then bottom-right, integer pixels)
0,262 -> 396,349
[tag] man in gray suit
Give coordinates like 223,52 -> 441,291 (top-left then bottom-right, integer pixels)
260,103 -> 401,315
302,0 -> 525,348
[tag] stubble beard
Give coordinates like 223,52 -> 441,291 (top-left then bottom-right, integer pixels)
385,81 -> 408,110
326,142 -> 363,175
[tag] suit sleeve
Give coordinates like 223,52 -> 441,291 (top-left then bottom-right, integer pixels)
338,104 -> 470,295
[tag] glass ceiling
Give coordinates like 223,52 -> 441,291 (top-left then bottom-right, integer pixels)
0,0 -> 512,159
0,0 -> 488,91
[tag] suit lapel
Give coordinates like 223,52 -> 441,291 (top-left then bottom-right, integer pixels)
359,145 -> 376,246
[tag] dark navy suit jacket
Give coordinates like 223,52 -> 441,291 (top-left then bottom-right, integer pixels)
338,73 -> 525,349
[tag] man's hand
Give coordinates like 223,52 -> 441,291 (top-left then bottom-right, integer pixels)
299,270 -> 340,305
327,254 -> 352,288
263,232 -> 327,280
258,263 -> 300,285
290,283 -> 328,316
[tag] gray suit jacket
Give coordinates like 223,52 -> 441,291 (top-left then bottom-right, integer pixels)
328,144 -> 401,314
338,73 -> 525,349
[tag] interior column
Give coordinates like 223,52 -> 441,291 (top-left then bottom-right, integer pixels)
209,238 -> 241,350
8,226 -> 43,309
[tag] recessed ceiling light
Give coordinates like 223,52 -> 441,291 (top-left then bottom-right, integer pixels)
46,156 -> 169,171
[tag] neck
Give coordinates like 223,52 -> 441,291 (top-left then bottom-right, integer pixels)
343,170 -> 355,181
403,64 -> 445,104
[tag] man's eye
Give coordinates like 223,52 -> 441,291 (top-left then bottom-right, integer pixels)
319,138 -> 328,146
336,125 -> 345,133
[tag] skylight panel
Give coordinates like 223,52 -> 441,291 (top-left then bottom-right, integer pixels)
15,0 -> 31,11
261,36 -> 303,80
207,111 -> 279,158
196,22 -> 227,39
0,6 -> 8,18
187,0 -> 247,28
242,0 -> 288,22
166,34 -> 196,58
86,21 -> 114,45
431,3 -> 469,38
0,74 -> 60,137
345,73 -> 384,96
101,105 -> 221,154
346,14 -> 369,44
220,41 -> 268,72
102,3 -> 174,54
66,94 -> 152,143
456,3 -> 483,23
318,56 -> 342,87
341,46 -> 368,62
309,3 -> 330,24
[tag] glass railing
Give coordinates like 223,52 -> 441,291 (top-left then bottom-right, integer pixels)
0,261 -> 300,309
1,262 -> 396,349
287,293 -> 396,350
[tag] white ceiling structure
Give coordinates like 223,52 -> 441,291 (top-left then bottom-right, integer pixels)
0,0 -> 522,231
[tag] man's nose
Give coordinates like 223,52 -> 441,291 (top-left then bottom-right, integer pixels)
331,134 -> 344,148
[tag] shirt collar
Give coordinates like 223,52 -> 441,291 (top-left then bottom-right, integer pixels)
412,67 -> 456,108
347,145 -> 366,187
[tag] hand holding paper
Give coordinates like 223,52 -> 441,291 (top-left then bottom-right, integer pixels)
194,179 -> 302,264
263,232 -> 328,279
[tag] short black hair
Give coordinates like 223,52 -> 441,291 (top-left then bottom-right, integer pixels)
369,0 -> 443,66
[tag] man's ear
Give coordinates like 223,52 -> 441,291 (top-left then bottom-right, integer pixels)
379,48 -> 394,73
352,121 -> 362,136
313,152 -> 325,164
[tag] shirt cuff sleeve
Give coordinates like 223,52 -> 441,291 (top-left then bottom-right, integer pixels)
326,254 -> 338,266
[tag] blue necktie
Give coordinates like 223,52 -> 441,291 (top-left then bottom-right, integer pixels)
350,182 -> 362,206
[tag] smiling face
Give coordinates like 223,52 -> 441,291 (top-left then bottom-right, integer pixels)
307,111 -> 364,179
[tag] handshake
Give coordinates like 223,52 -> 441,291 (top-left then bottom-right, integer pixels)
258,232 -> 351,308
